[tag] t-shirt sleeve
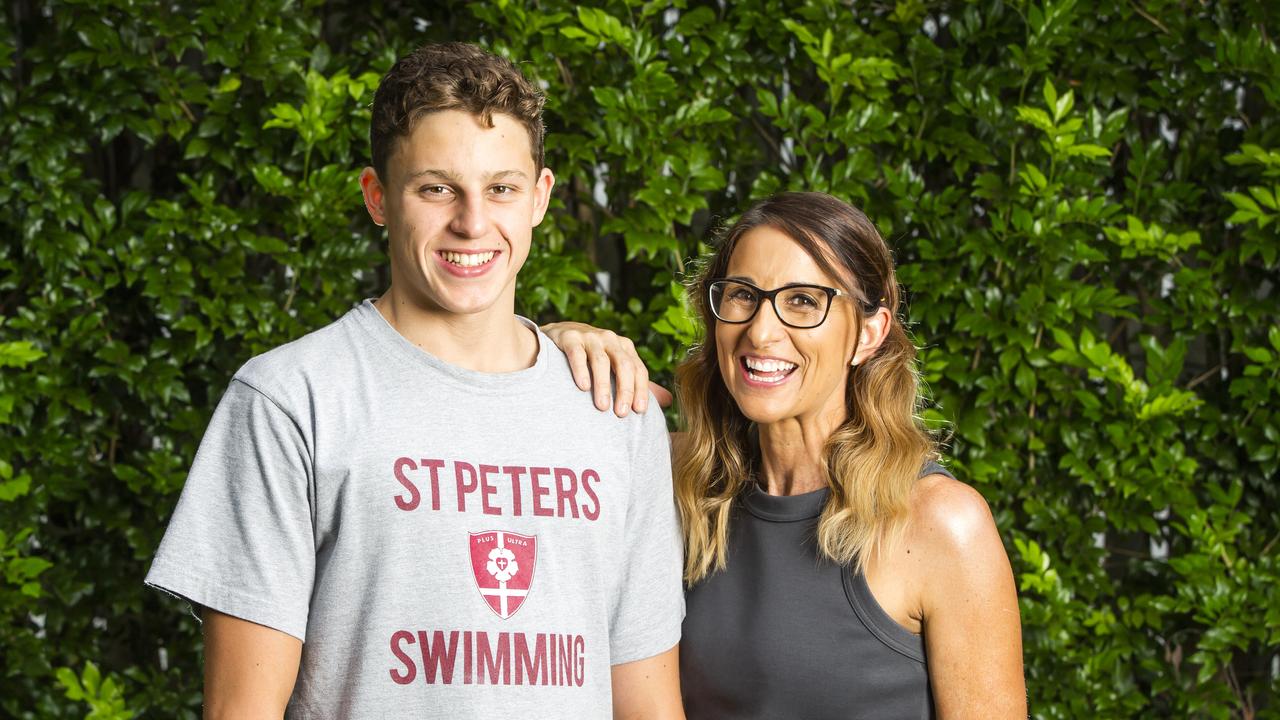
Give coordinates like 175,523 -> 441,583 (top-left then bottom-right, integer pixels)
608,401 -> 685,665
145,378 -> 315,641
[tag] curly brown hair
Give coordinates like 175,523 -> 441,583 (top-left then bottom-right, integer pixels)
369,42 -> 547,179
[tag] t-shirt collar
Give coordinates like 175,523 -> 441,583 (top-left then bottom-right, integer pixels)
352,298 -> 550,393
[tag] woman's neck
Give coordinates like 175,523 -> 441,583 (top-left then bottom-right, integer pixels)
756,411 -> 845,496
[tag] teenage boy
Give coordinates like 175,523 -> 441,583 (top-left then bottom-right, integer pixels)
146,42 -> 684,719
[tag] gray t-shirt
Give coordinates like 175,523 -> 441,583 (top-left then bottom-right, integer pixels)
146,301 -> 684,718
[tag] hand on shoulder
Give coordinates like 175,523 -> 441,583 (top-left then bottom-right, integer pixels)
541,321 -> 673,416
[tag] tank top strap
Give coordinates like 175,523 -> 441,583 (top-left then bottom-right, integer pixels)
919,460 -> 953,479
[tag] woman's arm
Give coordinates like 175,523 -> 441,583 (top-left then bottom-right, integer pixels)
541,321 -> 672,416
914,476 -> 1026,719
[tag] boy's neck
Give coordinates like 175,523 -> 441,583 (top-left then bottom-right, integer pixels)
373,289 -> 539,373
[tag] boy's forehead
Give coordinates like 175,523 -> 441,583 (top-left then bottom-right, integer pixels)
387,109 -> 535,179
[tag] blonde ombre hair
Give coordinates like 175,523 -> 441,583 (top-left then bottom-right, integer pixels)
675,192 -> 938,584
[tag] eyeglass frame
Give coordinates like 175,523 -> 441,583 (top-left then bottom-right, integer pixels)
707,278 -> 879,329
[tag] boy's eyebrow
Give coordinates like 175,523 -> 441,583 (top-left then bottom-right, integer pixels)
408,168 -> 462,182
487,169 -> 529,182
407,168 -> 529,182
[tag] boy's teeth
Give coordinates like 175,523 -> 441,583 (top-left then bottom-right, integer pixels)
443,251 -> 496,267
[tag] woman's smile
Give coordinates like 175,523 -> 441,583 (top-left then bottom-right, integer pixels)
738,354 -> 800,386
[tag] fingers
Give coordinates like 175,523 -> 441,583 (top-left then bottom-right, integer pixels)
544,323 -> 593,391
611,339 -> 636,418
564,343 -> 591,392
542,321 -> 656,416
629,338 -> 650,415
588,340 -> 614,412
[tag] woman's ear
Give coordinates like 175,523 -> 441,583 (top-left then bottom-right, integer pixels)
850,306 -> 892,366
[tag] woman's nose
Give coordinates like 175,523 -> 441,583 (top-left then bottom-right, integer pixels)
745,298 -> 787,346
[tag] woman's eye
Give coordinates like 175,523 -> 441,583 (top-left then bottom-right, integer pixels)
727,289 -> 757,303
786,292 -> 819,307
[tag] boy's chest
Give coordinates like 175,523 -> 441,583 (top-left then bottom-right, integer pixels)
305,402 -> 637,580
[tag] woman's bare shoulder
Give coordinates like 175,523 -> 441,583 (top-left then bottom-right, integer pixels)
907,471 -> 1004,565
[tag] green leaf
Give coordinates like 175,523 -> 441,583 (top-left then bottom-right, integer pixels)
1021,163 -> 1048,192
0,471 -> 31,501
57,668 -> 84,701
82,662 -> 101,696
1015,362 -> 1037,397
1243,346 -> 1273,364
0,341 -> 46,368
1248,185 -> 1278,210
1224,191 -> 1261,213
1053,88 -> 1074,122
263,103 -> 302,130
251,164 -> 294,194
756,88 -> 778,118
1015,106 -> 1054,132
215,74 -> 242,94
1042,79 -> 1058,112
1065,143 -> 1110,158
781,18 -> 818,46
244,234 -> 290,255
559,26 -> 591,41
183,138 -> 210,160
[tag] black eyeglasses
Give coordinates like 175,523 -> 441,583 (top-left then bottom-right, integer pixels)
708,279 -> 875,329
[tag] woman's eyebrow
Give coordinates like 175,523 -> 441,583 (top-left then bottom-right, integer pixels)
723,275 -> 832,288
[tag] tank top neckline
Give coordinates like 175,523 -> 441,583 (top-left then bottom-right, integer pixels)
740,460 -> 951,524
742,481 -> 829,522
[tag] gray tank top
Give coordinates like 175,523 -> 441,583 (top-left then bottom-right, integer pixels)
680,463 -> 951,719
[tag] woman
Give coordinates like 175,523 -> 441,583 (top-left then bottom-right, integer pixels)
547,191 -> 1024,718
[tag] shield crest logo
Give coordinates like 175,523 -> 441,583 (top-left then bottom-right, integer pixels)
468,530 -> 537,620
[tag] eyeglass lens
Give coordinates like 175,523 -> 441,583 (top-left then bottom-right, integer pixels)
710,280 -> 831,328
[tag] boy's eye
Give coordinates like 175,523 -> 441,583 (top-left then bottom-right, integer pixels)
420,185 -> 451,195
491,185 -> 516,195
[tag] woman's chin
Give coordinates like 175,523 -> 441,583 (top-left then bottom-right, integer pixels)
731,396 -> 793,426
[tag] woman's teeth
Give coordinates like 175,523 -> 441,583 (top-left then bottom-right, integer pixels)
442,251 -> 496,267
743,357 -> 797,383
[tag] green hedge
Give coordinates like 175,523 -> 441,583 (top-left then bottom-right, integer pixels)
3,0 -> 1277,717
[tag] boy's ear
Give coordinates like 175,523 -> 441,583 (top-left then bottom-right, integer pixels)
359,167 -> 386,227
530,167 -> 556,227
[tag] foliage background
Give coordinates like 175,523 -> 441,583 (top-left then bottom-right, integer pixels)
2,0 -> 1277,717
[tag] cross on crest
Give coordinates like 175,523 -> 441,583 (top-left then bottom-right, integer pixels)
468,530 -> 538,619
